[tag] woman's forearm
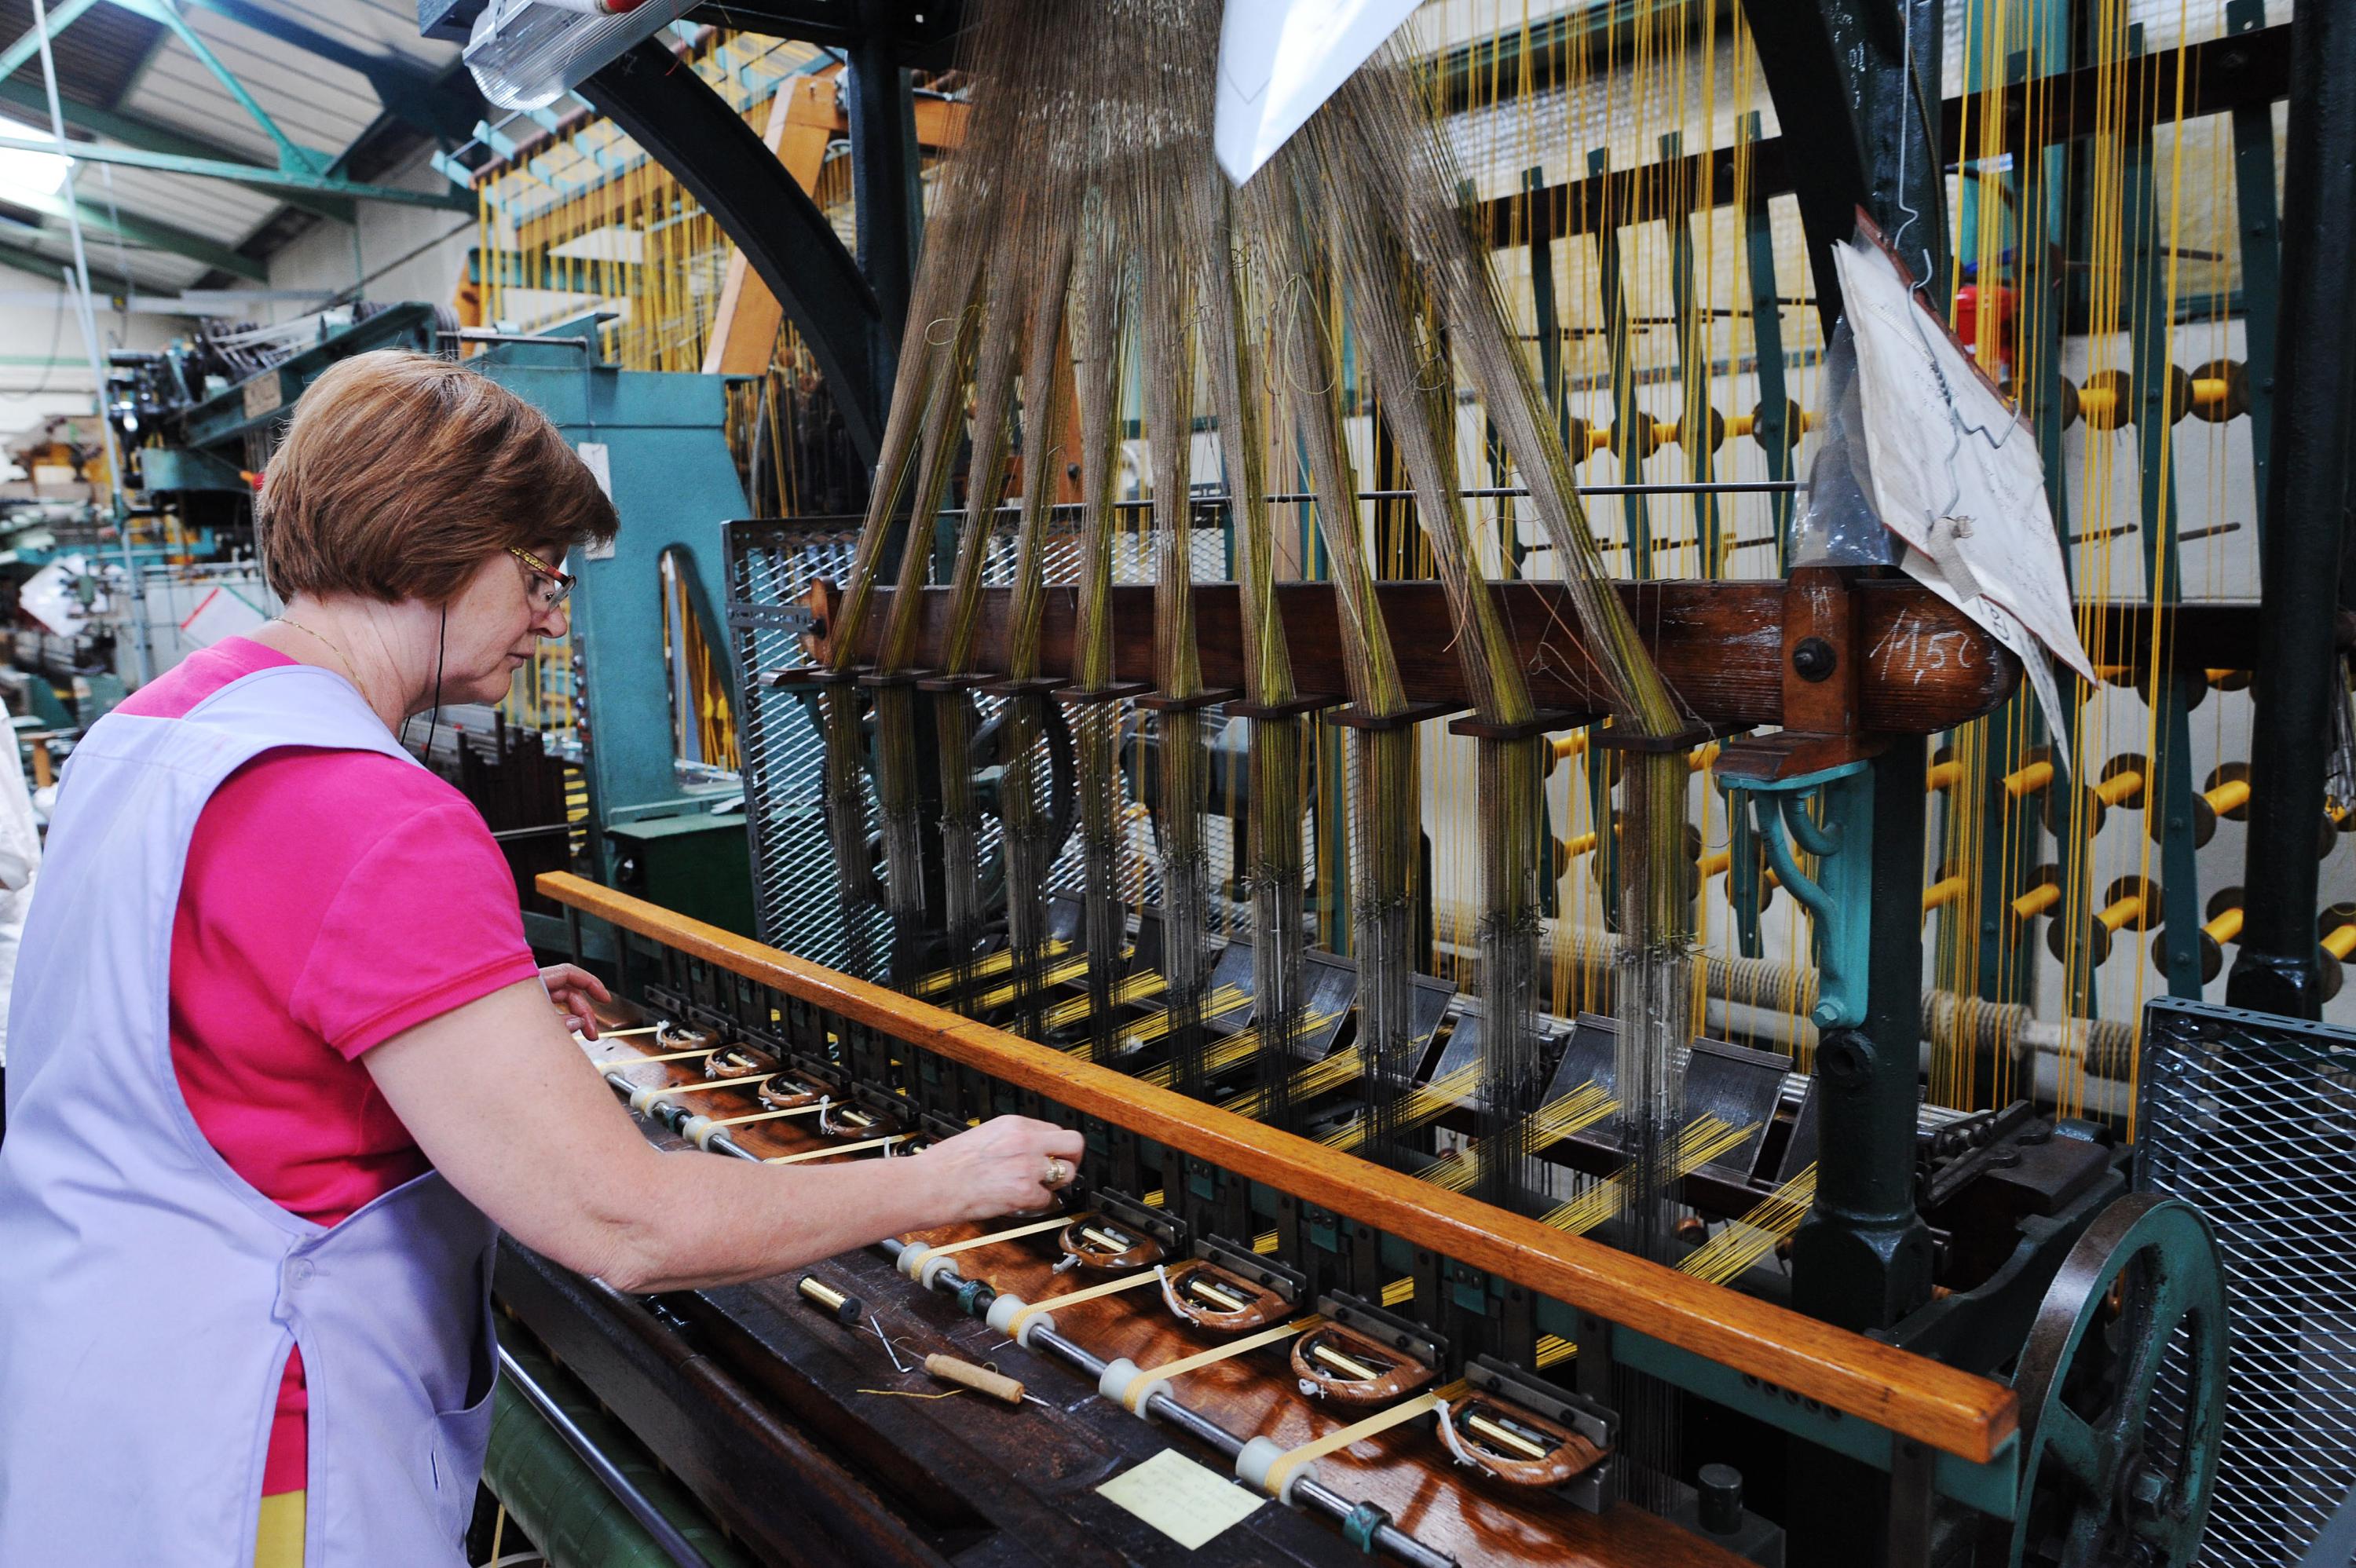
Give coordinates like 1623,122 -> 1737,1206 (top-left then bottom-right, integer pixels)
594,1148 -> 964,1293
368,979 -> 1084,1295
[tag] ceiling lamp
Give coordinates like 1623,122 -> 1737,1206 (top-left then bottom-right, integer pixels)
465,0 -> 700,112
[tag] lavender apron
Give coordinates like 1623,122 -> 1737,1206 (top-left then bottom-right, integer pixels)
0,665 -> 498,1566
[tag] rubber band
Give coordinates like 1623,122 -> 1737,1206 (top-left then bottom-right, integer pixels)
1120,1317 -> 1323,1412
632,1076 -> 764,1097
709,1103 -> 828,1128
606,1044 -> 722,1065
1006,1269 -> 1163,1337
919,1214 -> 1080,1261
763,1134 -> 910,1164
1261,1391 -> 1443,1501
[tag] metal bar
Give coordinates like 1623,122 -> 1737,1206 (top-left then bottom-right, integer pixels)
845,34 -> 919,392
881,1242 -> 1458,1568
0,0 -> 95,84
2226,0 -> 2282,554
5,188 -> 266,282
2227,0 -> 2356,1019
1491,22 -> 2291,254
1659,130 -> 1721,572
496,1344 -> 712,1568
1588,146 -> 1653,575
1738,111 -> 1797,565
2120,46 -> 2205,1001
119,0 -> 323,176
0,237 -> 130,295
0,79 -> 353,222
0,133 -> 470,210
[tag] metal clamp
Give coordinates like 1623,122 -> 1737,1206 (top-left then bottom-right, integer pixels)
1722,759 -> 1873,1029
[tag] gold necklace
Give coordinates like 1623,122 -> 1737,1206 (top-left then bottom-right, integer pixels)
273,615 -> 357,683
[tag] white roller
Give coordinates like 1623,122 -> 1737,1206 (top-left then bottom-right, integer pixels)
1235,1435 -> 1315,1503
1095,1357 -> 1170,1419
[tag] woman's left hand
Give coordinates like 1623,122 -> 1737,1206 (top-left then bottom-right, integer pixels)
540,963 -> 613,1038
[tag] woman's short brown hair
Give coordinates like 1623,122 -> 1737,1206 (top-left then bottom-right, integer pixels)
256,349 -> 619,603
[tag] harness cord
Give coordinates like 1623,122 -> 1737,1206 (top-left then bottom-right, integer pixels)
416,605 -> 448,768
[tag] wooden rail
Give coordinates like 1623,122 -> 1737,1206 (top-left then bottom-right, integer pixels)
543,871 -> 2019,1466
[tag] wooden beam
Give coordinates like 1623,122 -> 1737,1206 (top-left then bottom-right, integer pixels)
539,870 -> 2020,1467
811,576 -> 2023,736
701,71 -> 837,376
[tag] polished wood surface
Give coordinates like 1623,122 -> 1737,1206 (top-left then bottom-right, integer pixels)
546,872 -> 2019,1464
575,1025 -> 1751,1567
806,577 -> 2021,734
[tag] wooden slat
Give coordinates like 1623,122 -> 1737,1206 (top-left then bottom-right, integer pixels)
543,872 -> 2018,1465
811,577 -> 2022,735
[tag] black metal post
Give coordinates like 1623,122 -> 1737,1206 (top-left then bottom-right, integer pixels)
2226,0 -> 2356,1021
846,9 -> 922,400
1792,737 -> 1937,1332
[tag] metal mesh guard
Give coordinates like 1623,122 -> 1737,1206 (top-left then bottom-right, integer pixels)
2137,997 -> 2356,1567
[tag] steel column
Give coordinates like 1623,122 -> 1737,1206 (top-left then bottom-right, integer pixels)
2226,0 -> 2356,1019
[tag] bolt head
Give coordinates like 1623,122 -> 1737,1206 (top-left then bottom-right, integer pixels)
1793,636 -> 1838,682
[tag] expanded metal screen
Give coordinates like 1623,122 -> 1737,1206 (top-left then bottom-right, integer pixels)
2137,997 -> 2356,1567
726,506 -> 1266,974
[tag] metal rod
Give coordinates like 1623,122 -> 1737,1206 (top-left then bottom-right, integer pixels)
2228,0 -> 2356,1018
938,480 -> 1802,518
29,0 -> 144,688
894,1247 -> 1457,1566
435,329 -> 594,352
496,1344 -> 712,1568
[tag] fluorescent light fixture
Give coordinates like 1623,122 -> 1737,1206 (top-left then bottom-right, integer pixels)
465,0 -> 701,112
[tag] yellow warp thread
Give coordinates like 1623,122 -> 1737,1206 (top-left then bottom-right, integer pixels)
763,1134 -> 911,1164
1124,1317 -> 1324,1411
610,1044 -> 723,1066
1262,1391 -> 1447,1500
708,1103 -> 829,1129
918,1214 -> 1077,1260
1008,1269 -> 1165,1337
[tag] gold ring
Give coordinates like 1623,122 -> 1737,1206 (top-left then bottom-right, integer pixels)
1043,1156 -> 1072,1189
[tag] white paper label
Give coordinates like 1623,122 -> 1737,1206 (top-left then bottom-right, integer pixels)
576,441 -> 616,559
1831,236 -> 2094,761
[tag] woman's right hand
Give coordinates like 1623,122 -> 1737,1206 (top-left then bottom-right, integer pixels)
914,1115 -> 1088,1223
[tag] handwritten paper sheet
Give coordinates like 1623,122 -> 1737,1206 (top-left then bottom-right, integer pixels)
1098,1448 -> 1266,1550
1831,235 -> 2094,760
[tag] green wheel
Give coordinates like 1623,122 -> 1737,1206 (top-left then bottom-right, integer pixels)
1999,1193 -> 2228,1568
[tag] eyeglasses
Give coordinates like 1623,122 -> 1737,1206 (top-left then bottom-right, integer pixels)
509,545 -> 576,610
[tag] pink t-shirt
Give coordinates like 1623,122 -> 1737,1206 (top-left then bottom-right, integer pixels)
119,638 -> 539,1494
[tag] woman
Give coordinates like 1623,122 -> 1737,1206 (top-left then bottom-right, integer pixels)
0,351 -> 1081,1568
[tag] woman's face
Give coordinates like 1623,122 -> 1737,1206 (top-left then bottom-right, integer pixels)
437,543 -> 571,705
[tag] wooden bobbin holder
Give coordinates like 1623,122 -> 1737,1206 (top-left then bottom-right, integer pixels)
1443,1393 -> 1611,1489
704,1043 -> 778,1080
1162,1260 -> 1292,1332
1290,1321 -> 1438,1407
657,1021 -> 721,1053
1056,1215 -> 1165,1273
755,1072 -> 833,1111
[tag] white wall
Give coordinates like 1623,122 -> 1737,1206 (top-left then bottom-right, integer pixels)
258,145 -> 475,321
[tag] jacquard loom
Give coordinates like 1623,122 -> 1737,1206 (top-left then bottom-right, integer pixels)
448,0 -> 2356,1563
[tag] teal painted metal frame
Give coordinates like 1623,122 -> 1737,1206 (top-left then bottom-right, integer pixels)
1729,760 -> 1875,1030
